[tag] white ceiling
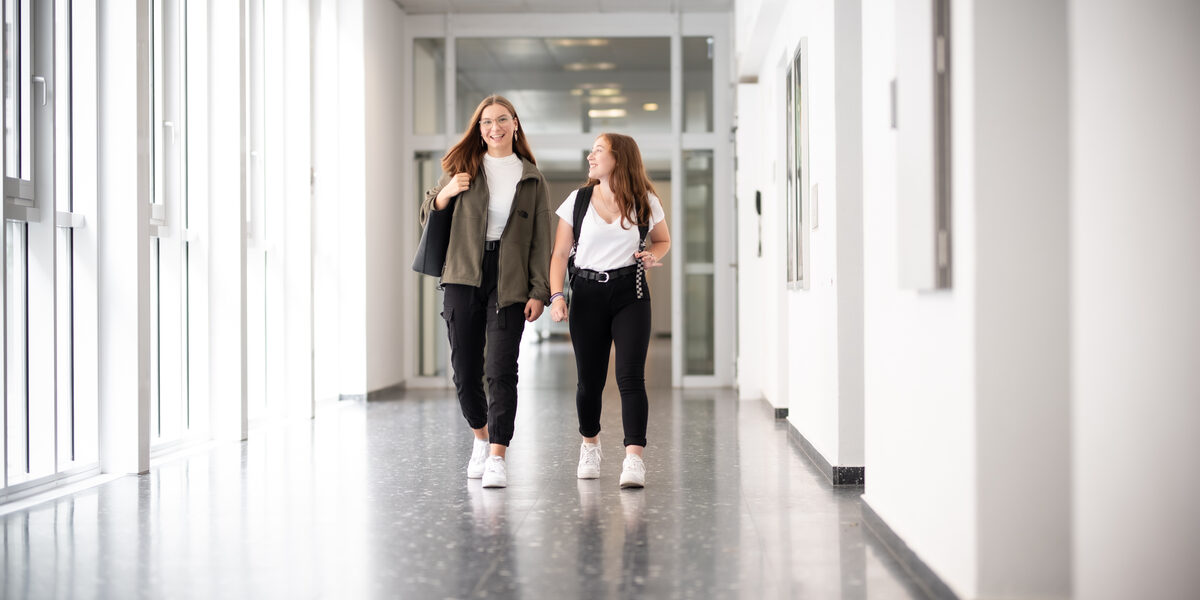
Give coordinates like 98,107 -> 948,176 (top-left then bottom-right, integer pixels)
393,0 -> 732,14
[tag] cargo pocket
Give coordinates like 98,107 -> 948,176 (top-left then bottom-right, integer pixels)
441,307 -> 456,348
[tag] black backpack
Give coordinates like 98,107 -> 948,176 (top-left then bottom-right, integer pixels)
568,185 -> 649,284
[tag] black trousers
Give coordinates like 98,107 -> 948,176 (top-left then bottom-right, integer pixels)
442,248 -> 527,447
568,273 -> 652,447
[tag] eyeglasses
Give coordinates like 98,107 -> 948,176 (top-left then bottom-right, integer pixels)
479,116 -> 513,128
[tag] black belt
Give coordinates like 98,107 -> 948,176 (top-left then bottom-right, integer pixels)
484,240 -> 500,251
570,264 -> 638,283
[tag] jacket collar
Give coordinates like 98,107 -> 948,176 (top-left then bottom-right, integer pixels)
518,156 -> 541,181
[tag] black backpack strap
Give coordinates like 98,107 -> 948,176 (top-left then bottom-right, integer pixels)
568,185 -> 594,282
572,185 -> 594,246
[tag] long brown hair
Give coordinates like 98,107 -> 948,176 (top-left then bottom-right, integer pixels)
441,95 -> 537,176
588,133 -> 657,229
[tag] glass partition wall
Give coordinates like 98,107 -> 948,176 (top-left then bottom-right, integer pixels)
404,14 -> 731,387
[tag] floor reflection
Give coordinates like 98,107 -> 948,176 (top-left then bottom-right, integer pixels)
2,339 -> 926,599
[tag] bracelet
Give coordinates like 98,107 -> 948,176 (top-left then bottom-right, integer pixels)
549,292 -> 564,304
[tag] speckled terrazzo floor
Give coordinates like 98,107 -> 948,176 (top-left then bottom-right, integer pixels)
1,338 -> 928,599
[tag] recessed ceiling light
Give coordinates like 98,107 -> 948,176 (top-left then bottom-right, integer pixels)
589,96 -> 628,105
588,109 -> 627,119
564,62 -> 616,71
588,87 -> 621,96
642,103 -> 659,111
551,39 -> 609,47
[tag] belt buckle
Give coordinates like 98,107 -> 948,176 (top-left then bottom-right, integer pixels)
597,271 -> 610,283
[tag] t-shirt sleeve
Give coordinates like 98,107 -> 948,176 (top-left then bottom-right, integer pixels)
648,194 -> 666,230
555,189 -> 579,225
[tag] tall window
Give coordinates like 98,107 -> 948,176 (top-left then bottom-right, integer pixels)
150,0 -> 195,447
785,40 -> 808,287
3,0 -> 96,494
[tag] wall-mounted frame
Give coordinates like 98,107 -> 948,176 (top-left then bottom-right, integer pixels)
896,0 -> 952,290
785,38 -> 810,289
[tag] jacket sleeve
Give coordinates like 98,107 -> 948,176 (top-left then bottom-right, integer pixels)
419,172 -> 452,227
526,177 -> 552,304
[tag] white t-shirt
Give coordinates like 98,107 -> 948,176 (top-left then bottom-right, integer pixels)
555,189 -> 665,271
482,153 -> 523,241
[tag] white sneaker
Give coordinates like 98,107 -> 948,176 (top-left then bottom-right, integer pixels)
467,438 -> 489,479
619,454 -> 646,488
577,442 -> 602,479
481,456 -> 507,488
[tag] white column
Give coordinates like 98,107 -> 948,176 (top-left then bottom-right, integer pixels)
833,0 -> 864,467
96,0 -> 152,474
1070,1 -> 1200,598
973,0 -> 1070,595
363,0 -> 406,394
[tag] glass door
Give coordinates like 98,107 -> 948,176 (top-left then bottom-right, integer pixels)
405,15 -> 731,387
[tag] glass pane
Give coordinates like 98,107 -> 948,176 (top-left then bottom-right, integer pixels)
683,151 -> 713,262
791,50 -> 804,282
683,36 -> 713,133
684,273 -> 714,375
247,250 -> 266,418
415,152 -> 447,377
150,239 -> 161,437
4,0 -> 17,176
413,38 -> 445,135
6,222 -> 28,484
19,0 -> 30,180
55,227 -> 73,463
455,37 -> 671,134
683,150 -> 714,376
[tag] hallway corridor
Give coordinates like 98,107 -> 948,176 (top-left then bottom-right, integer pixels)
2,339 -> 926,599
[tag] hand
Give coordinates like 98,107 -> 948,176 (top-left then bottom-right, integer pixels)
634,250 -> 662,268
550,297 -> 569,322
438,172 -> 471,207
524,299 -> 544,322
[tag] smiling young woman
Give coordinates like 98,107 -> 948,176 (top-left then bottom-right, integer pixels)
548,133 -> 672,489
419,95 -> 552,489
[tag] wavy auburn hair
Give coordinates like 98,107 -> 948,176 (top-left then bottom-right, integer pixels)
587,133 -> 658,229
441,95 -> 537,176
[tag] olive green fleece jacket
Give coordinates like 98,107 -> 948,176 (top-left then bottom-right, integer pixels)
419,157 -> 552,309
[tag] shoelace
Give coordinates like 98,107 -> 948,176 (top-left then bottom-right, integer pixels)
581,445 -> 602,466
623,456 -> 645,473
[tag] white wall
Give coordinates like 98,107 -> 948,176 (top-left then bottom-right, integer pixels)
779,0 -> 842,463
860,0 -> 978,593
738,0 -> 1200,597
364,0 -> 407,392
734,0 -> 863,466
1070,2 -> 1200,598
733,82 -> 769,402
735,2 -> 790,412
